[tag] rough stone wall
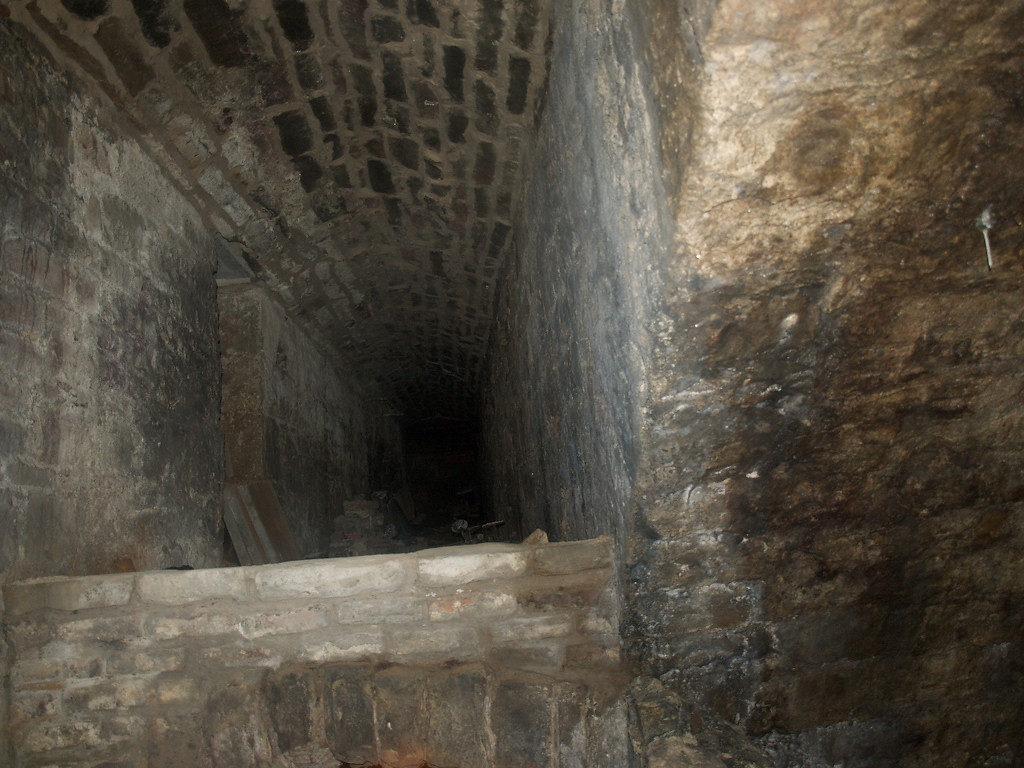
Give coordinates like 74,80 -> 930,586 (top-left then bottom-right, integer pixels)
0,19 -> 223,583
4,538 -> 625,767
627,1 -> 1024,766
482,0 -> 670,547
220,284 -> 404,556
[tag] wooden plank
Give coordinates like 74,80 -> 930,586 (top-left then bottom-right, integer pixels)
223,480 -> 301,565
248,479 -> 301,562
223,484 -> 260,565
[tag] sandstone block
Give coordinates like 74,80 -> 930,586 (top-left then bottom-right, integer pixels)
289,627 -> 385,663
336,594 -> 427,624
531,537 -> 613,575
254,556 -> 409,599
375,670 -> 428,768
427,589 -> 516,620
326,666 -> 376,765
416,544 -> 528,585
4,573 -> 134,615
424,669 -> 488,768
489,614 -> 575,644
135,567 -> 250,605
492,677 -> 553,768
387,624 -> 478,661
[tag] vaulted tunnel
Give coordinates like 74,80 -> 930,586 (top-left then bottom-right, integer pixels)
2,0 -> 1024,767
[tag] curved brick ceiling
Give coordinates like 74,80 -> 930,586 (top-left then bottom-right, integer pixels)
11,0 -> 554,418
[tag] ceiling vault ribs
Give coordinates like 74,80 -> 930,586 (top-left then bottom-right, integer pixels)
11,0 -> 555,418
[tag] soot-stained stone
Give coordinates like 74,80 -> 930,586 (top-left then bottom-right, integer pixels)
312,192 -> 346,221
367,158 -> 395,193
474,79 -> 498,134
448,111 -> 468,143
474,0 -> 503,72
430,250 -> 444,276
507,57 -> 531,114
332,164 -> 352,188
390,136 -> 420,170
60,0 -> 108,20
182,0 -> 250,67
130,0 -> 173,48
474,186 -> 490,216
425,670 -> 488,767
326,668 -> 375,764
309,96 -> 337,131
492,679 -> 553,768
338,0 -> 369,60
382,51 -> 408,101
273,110 -> 313,158
256,61 -> 293,105
366,137 -> 386,157
323,133 -> 344,159
386,197 -> 403,227
273,0 -> 315,51
423,126 -> 441,150
352,64 -> 377,126
487,221 -> 509,259
514,0 -> 540,50
94,17 -> 155,96
443,45 -> 466,102
295,53 -> 325,91
412,0 -> 440,28
473,141 -> 496,184
293,155 -> 323,191
371,15 -> 406,43
264,670 -> 319,753
425,158 -> 442,179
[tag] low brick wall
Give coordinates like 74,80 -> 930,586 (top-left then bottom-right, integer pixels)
3,538 -> 628,767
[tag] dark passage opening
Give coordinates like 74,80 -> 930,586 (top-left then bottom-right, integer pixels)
402,414 -> 500,540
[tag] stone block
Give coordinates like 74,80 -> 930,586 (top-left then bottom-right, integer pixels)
425,668 -> 488,768
136,567 -> 250,605
241,604 -> 331,639
586,699 -> 631,768
387,624 -> 478,661
416,544 -> 528,586
149,611 -> 243,640
336,594 -> 427,624
55,614 -> 146,644
104,647 -> 185,675
532,537 -> 614,576
4,573 -> 134,615
264,668 -> 322,753
325,666 -> 376,765
253,556 -> 409,599
489,614 -> 575,644
288,627 -> 385,663
427,589 -> 516,620
492,677 -> 553,768
63,674 -> 156,711
375,669 -> 429,767
555,682 -> 588,768
146,715 -> 211,768
205,681 -> 275,768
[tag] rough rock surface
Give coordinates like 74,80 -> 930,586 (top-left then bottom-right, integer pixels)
486,0 -> 1024,766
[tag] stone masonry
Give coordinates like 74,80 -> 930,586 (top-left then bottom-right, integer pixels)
4,0 -> 556,417
4,537 -> 626,767
220,283 -> 404,556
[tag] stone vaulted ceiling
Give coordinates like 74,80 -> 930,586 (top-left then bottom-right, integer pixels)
9,0 -> 554,417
